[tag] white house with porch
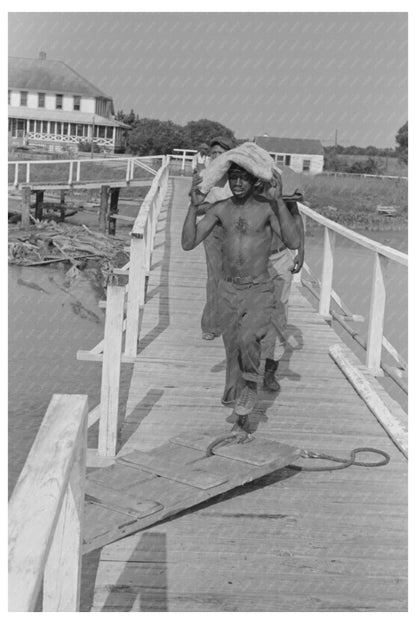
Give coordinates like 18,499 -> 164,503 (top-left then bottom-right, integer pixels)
8,53 -> 130,154
254,135 -> 324,174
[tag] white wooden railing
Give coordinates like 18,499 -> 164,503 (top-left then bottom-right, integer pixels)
9,394 -> 88,611
169,152 -> 194,172
77,155 -> 171,458
8,156 -> 164,188
298,203 -> 408,384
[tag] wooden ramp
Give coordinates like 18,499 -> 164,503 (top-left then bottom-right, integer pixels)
87,177 -> 407,612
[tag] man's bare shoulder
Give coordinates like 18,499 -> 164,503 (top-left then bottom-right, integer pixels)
209,197 -> 235,215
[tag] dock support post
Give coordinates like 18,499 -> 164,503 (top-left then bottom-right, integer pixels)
98,278 -> 125,456
108,187 -> 120,236
99,185 -> 109,233
21,186 -> 31,228
366,252 -> 387,375
125,235 -> 145,358
60,191 -> 66,221
35,191 -> 44,221
319,227 -> 336,318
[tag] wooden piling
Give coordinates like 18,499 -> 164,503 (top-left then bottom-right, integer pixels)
108,187 -> 120,236
35,191 -> 44,221
99,185 -> 109,233
20,186 -> 31,228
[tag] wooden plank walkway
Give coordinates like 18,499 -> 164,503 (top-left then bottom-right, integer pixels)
89,177 -> 407,612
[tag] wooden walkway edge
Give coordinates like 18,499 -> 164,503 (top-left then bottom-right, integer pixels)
87,177 -> 407,612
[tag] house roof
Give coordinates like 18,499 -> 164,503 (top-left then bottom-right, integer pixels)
8,106 -> 130,128
254,136 -> 324,156
8,56 -> 111,99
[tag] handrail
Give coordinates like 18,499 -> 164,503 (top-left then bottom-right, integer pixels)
8,155 -> 162,188
298,203 -> 408,377
76,155 -> 171,458
298,202 -> 408,266
9,394 -> 88,611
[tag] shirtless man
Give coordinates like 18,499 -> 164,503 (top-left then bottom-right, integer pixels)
182,163 -> 300,420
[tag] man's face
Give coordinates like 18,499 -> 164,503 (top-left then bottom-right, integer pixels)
228,167 -> 256,200
210,144 -> 226,160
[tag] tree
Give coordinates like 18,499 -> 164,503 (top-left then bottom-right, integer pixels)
116,109 -> 137,125
395,121 -> 408,164
346,158 -> 380,175
183,119 -> 235,149
127,118 -> 186,155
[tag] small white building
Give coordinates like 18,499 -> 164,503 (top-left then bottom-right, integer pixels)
254,136 -> 324,174
8,53 -> 130,154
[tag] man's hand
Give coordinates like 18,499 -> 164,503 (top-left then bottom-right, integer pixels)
262,169 -> 283,202
189,171 -> 207,206
291,247 -> 305,273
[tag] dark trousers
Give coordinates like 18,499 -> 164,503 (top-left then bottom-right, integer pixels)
219,278 -> 277,403
201,231 -> 223,336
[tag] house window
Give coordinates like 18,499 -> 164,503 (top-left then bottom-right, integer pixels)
106,127 -> 113,140
285,155 -> 291,166
56,94 -> 63,109
20,91 -> 28,106
76,124 -> 85,137
302,159 -> 311,172
73,95 -> 81,111
70,123 -> 76,135
50,122 -> 56,134
63,123 -> 69,134
276,155 -> 284,162
36,121 -> 42,132
29,120 -> 35,132
99,126 -> 105,138
42,121 -> 48,133
56,122 -> 62,135
38,93 -> 45,108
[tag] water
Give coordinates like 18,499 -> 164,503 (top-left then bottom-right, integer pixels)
8,263 -> 106,494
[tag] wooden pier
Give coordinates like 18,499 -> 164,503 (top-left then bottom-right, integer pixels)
9,170 -> 408,612
88,177 -> 407,612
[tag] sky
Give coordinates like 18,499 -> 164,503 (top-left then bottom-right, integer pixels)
8,11 -> 408,148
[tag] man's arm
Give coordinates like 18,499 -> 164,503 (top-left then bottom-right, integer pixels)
291,213 -> 305,273
284,199 -> 305,273
181,203 -> 221,250
263,171 -> 301,249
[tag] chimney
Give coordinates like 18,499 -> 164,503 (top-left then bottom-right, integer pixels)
39,51 -> 46,61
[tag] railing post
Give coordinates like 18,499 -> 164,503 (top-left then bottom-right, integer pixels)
42,414 -> 87,611
145,216 -> 152,277
319,226 -> 336,317
26,162 -> 30,184
76,160 -> 81,182
366,252 -> 387,374
8,394 -> 88,612
98,278 -> 125,456
130,158 -> 134,181
125,234 -> 145,358
182,151 -> 186,172
68,161 -> 74,185
14,162 -> 19,187
125,158 -> 131,183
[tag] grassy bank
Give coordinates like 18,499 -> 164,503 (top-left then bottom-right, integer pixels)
300,173 -> 408,230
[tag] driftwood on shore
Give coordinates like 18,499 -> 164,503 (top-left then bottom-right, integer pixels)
8,221 -> 128,268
